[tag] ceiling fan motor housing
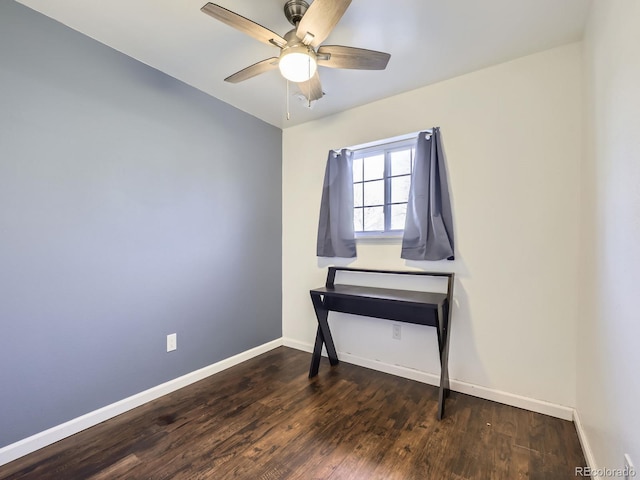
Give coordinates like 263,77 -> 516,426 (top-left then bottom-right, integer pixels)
284,0 -> 309,26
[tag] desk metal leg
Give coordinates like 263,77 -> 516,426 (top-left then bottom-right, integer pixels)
309,293 -> 339,378
436,302 -> 451,420
309,325 -> 324,377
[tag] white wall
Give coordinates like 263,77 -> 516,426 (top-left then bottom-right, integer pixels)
578,0 -> 640,472
283,44 -> 582,412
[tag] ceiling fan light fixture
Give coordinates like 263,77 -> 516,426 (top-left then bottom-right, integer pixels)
278,45 -> 317,82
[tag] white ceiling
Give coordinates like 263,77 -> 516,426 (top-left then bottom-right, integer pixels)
17,0 -> 591,129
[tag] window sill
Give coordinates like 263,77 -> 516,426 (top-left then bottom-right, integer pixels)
355,232 -> 403,244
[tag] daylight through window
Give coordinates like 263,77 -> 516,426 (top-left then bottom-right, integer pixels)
352,139 -> 416,235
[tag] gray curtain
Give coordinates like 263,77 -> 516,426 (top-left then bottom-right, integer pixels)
317,149 -> 357,258
401,128 -> 455,260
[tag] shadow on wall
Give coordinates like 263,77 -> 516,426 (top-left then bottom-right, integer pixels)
313,254 -> 488,388
404,258 -> 487,388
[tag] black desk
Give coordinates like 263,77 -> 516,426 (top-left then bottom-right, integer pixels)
309,267 -> 454,419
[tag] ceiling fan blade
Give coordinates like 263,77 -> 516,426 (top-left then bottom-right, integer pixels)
224,57 -> 279,83
296,72 -> 323,101
201,3 -> 286,48
317,45 -> 390,70
296,0 -> 352,47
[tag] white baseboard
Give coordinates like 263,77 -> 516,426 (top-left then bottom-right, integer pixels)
0,338 -> 283,467
573,409 -> 599,479
283,337 -> 574,421
282,337 -> 316,354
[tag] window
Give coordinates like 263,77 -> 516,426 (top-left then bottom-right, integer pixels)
352,139 -> 415,236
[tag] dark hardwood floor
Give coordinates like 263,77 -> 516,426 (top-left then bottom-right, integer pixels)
0,347 -> 585,480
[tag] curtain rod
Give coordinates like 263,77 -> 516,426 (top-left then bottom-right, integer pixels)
331,129 -> 435,156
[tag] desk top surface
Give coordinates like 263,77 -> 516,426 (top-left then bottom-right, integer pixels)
310,284 -> 447,307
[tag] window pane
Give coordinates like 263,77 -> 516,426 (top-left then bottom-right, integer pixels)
363,154 -> 384,181
352,158 -> 363,182
391,175 -> 411,204
391,204 -> 407,230
354,207 -> 364,232
364,206 -> 384,231
391,149 -> 412,176
363,180 -> 384,206
353,183 -> 363,207
351,139 -> 418,235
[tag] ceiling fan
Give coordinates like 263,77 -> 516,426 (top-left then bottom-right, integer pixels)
201,0 -> 391,103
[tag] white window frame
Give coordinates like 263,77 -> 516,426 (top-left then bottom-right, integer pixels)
352,138 -> 416,239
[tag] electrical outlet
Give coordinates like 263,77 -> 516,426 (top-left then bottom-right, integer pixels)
167,333 -> 177,352
392,324 -> 401,340
624,454 -> 635,480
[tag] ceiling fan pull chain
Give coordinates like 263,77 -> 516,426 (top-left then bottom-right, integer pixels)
308,56 -> 311,108
286,79 -> 291,121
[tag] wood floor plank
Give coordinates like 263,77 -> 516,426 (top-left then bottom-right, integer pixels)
0,347 -> 587,480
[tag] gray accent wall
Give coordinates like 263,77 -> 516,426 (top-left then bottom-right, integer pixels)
0,1 -> 282,448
